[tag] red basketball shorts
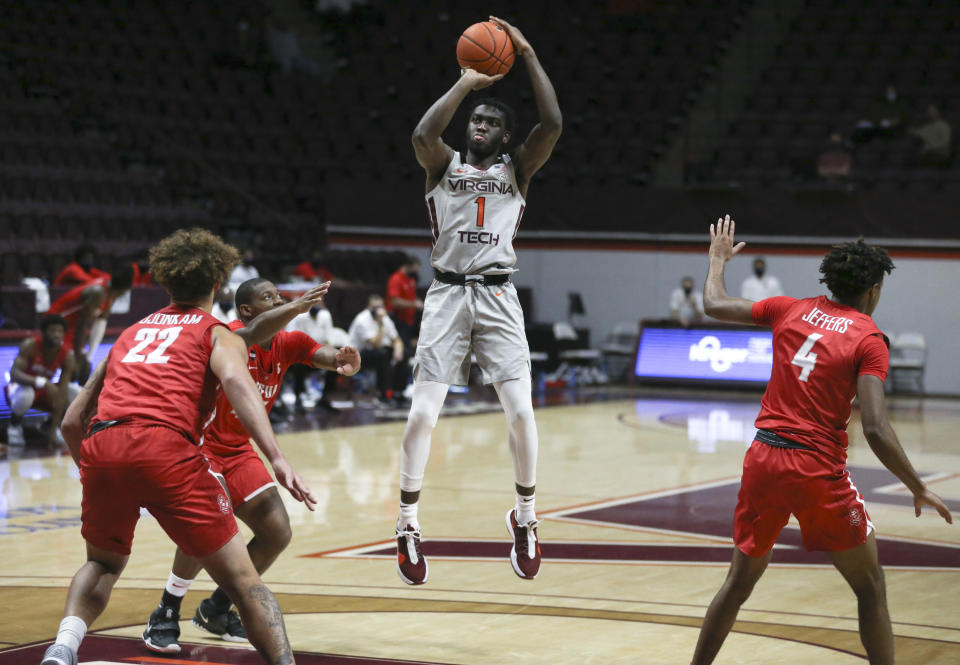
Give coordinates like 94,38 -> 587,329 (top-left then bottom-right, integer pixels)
205,444 -> 276,508
80,424 -> 239,558
734,440 -> 872,557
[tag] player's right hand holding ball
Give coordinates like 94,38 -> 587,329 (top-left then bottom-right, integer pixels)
459,67 -> 503,90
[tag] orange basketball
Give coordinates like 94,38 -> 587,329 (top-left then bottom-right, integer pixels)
456,21 -> 515,76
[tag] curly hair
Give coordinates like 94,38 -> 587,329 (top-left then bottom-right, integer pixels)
149,228 -> 240,303
819,238 -> 894,304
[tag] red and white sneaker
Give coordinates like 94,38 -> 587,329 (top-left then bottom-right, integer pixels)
506,508 -> 541,579
396,524 -> 428,585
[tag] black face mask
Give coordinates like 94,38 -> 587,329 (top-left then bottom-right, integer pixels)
754,268 -> 765,278
683,286 -> 693,296
407,269 -> 418,277
79,261 -> 94,271
309,306 -> 321,316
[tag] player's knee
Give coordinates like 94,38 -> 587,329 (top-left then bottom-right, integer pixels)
260,512 -> 292,554
507,404 -> 536,433
407,401 -> 440,431
10,384 -> 35,416
849,565 -> 886,600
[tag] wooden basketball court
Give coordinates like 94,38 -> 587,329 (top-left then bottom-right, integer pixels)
1,389 -> 958,664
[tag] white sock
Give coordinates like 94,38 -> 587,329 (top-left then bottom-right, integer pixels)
165,572 -> 193,597
516,493 -> 536,524
55,616 -> 87,653
398,502 -> 419,530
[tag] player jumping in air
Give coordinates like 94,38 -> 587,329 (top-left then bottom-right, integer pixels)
395,15 -> 561,585
690,216 -> 953,665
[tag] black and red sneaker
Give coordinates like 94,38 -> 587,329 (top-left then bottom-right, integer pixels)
506,508 -> 541,579
396,524 -> 428,585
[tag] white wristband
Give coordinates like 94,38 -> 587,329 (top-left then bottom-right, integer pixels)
34,376 -> 47,390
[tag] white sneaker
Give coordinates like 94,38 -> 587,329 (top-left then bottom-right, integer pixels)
7,423 -> 25,446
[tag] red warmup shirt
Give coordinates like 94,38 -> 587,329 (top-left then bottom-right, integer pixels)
92,305 -> 225,444
48,277 -> 111,347
23,336 -> 70,380
752,295 -> 889,464
53,263 -> 110,287
292,261 -> 334,283
386,268 -> 417,325
203,320 -> 321,457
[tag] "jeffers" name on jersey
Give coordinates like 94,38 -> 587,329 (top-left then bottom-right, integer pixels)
801,306 -> 853,333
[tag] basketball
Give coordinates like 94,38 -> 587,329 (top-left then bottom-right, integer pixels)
456,21 -> 515,76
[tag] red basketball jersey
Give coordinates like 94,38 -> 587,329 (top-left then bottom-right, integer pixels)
49,277 -> 111,345
752,296 -> 889,464
92,305 -> 226,444
203,320 -> 321,456
25,336 -> 70,380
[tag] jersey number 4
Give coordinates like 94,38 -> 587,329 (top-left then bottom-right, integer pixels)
121,327 -> 182,365
791,333 -> 824,382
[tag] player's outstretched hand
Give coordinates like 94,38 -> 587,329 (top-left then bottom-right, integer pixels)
292,282 -> 330,314
709,214 -> 747,264
272,458 -> 318,511
335,345 -> 361,376
489,16 -> 531,55
460,67 -> 503,90
914,487 -> 953,524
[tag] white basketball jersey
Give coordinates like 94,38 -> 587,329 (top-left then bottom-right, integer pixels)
425,152 -> 526,275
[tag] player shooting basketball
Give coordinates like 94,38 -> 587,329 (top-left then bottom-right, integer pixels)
394,15 -> 561,585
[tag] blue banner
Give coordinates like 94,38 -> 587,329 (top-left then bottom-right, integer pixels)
634,327 -> 773,383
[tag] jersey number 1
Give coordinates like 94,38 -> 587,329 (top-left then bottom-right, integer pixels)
791,333 -> 824,382
121,327 -> 182,365
474,196 -> 485,228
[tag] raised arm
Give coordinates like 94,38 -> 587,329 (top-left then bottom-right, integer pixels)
703,215 -> 756,325
491,16 -> 562,193
858,374 -> 952,523
412,70 -> 502,186
210,326 -> 317,510
235,282 -> 329,348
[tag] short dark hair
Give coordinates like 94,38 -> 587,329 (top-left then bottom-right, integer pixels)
110,264 -> 135,292
149,228 -> 240,303
73,244 -> 96,261
472,97 -> 517,135
235,277 -> 272,308
819,239 -> 894,303
39,314 -> 68,333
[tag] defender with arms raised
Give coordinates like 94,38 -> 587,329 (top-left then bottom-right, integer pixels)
690,216 -> 953,665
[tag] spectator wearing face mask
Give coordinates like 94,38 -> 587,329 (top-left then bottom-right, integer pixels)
348,294 -> 409,406
740,257 -> 784,301
286,304 -> 340,413
385,254 -> 423,350
669,276 -> 704,326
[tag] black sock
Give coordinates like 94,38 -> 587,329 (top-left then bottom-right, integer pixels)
160,590 -> 184,612
209,587 -> 232,611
